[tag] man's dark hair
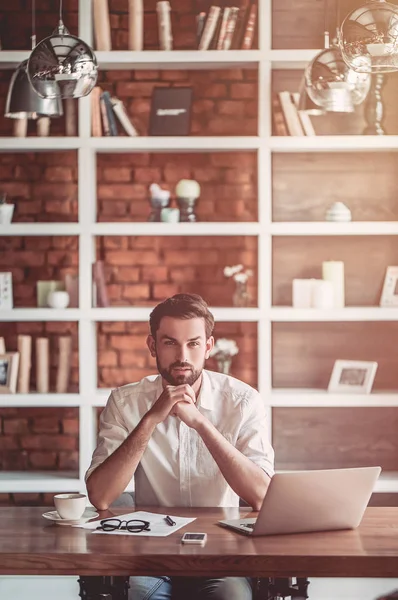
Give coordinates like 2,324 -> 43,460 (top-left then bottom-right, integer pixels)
149,293 -> 214,339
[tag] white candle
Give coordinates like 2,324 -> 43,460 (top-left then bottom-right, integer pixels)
292,279 -> 314,308
322,261 -> 345,308
312,279 -> 334,309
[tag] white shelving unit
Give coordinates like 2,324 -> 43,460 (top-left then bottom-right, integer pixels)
1,0 -> 397,495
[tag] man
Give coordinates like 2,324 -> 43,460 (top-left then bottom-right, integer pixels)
86,293 -> 274,600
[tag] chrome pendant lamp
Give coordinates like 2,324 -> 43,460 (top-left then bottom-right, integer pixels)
338,0 -> 398,73
303,1 -> 371,113
4,0 -> 63,119
27,0 -> 98,99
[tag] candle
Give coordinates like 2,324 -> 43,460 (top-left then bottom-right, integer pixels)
312,280 -> 334,309
322,261 -> 345,308
292,279 -> 314,308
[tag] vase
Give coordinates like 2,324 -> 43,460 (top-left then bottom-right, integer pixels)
233,281 -> 251,307
216,357 -> 232,375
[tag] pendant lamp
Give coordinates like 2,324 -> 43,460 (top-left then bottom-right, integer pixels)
338,0 -> 398,73
27,0 -> 98,99
4,0 -> 63,119
304,44 -> 371,113
303,0 -> 371,113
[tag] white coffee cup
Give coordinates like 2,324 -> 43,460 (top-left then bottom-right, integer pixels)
54,493 -> 87,520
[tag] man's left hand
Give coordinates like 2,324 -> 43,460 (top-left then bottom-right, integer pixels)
173,400 -> 204,429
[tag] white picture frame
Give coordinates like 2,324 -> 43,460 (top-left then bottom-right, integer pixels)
380,266 -> 398,307
328,360 -> 378,394
0,352 -> 20,394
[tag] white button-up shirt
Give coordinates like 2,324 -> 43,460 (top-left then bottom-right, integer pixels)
86,370 -> 274,507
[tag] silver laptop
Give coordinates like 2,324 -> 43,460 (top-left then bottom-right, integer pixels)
219,466 -> 381,536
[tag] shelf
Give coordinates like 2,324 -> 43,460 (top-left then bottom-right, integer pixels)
270,307 -> 398,322
0,471 -> 81,493
270,49 -> 320,69
270,222 -> 398,236
0,394 -> 81,408
91,136 -> 260,152
270,389 -> 398,408
92,306 -> 260,322
270,136 -> 398,152
0,309 -> 81,322
0,223 -> 81,236
96,49 -> 261,70
92,222 -> 260,236
0,49 -> 261,70
0,137 -> 81,151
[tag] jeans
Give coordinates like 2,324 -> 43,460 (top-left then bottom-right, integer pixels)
128,576 -> 253,600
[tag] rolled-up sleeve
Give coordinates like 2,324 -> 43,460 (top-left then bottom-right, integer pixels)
85,390 -> 129,482
236,390 -> 275,479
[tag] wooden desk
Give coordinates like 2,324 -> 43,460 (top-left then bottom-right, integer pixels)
1,506 -> 398,578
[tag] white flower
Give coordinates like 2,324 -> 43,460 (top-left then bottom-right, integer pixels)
210,338 -> 239,358
234,272 -> 249,284
224,264 -> 244,278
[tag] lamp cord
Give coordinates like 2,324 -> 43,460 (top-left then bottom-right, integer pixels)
324,0 -> 330,48
31,0 -> 36,50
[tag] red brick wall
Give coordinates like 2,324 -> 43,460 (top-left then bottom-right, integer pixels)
0,0 -> 259,504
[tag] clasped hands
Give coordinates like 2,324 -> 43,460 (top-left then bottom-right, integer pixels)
149,384 -> 204,429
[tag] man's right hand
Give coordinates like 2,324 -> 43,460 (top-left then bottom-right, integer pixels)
148,384 -> 195,425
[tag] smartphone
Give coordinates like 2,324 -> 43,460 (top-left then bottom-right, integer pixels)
181,532 -> 207,545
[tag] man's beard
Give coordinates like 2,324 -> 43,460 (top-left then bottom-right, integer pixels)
156,356 -> 204,387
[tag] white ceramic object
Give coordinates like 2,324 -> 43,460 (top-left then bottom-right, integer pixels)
53,493 -> 87,520
0,204 -> 15,225
325,202 -> 352,222
42,507 -> 99,526
47,290 -> 70,309
160,207 -> 180,222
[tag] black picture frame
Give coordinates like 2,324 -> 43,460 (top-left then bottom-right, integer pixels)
149,87 -> 193,136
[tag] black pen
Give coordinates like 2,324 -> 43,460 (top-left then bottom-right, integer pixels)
165,515 -> 176,526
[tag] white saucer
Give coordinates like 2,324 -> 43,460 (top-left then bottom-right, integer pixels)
42,508 -> 99,526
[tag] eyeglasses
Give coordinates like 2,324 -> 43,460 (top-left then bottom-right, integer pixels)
96,518 -> 151,533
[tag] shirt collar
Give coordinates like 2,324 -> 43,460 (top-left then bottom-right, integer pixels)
197,370 -> 215,411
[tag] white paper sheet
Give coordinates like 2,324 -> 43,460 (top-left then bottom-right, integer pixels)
77,511 -> 196,537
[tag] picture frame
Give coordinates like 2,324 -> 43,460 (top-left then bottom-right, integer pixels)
328,360 -> 378,395
0,352 -> 20,394
380,266 -> 398,307
149,87 -> 193,136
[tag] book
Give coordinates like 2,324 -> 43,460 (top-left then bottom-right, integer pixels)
278,91 -> 305,136
231,0 -> 250,49
111,97 -> 140,136
91,86 -> 103,137
210,8 -> 224,49
93,261 -> 110,308
241,1 -> 257,49
100,94 -> 110,136
36,338 -> 49,394
198,6 -> 221,50
65,98 -> 77,136
216,7 -> 231,50
55,336 -> 72,394
157,1 -> 173,50
149,87 -> 193,136
102,90 -> 119,136
196,12 -> 207,47
128,0 -> 143,51
272,95 -> 288,136
292,92 -> 316,136
93,0 -> 112,51
17,335 -> 31,393
222,7 -> 239,50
